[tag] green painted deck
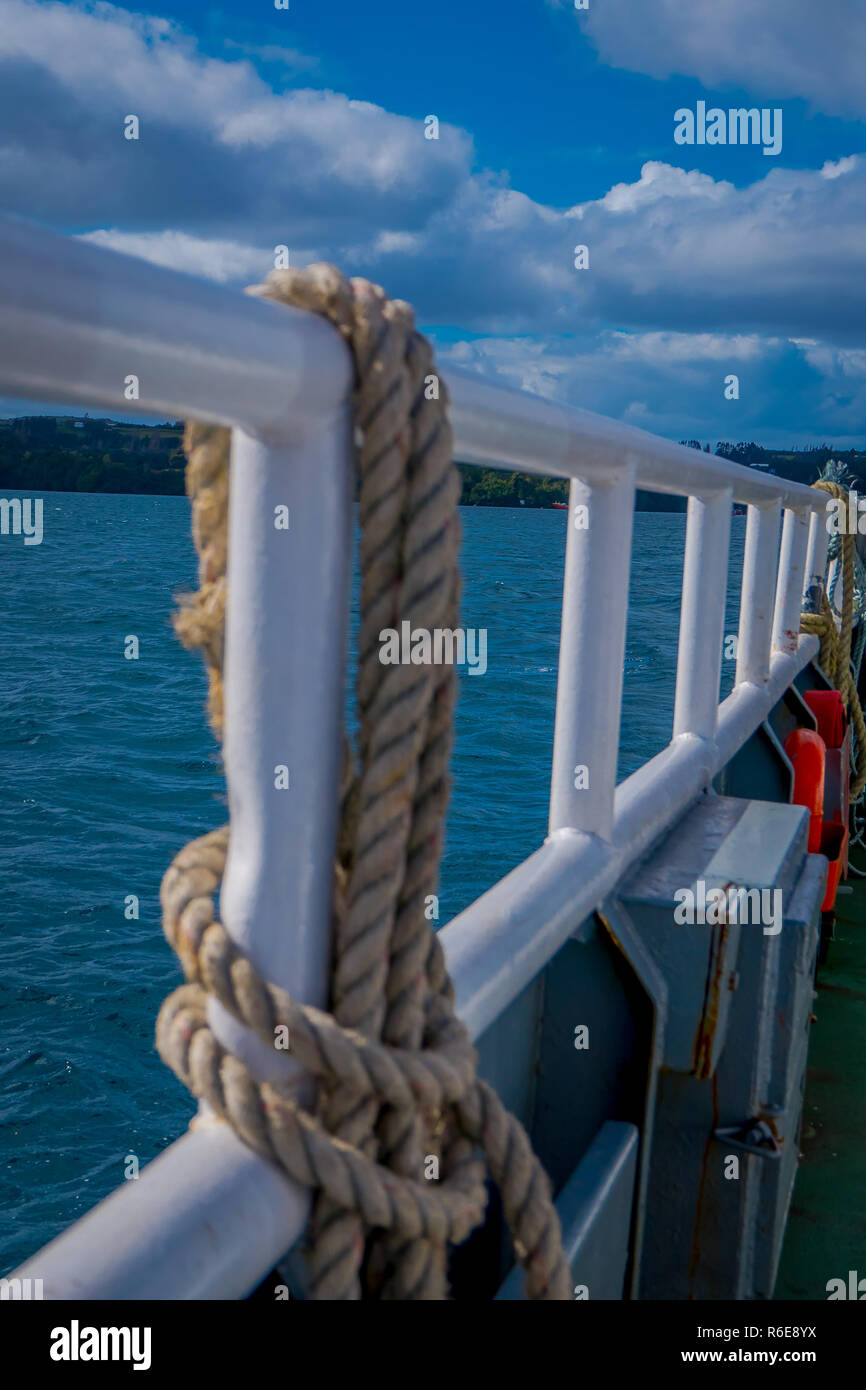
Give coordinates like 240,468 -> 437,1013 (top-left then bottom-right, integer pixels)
775,867 -> 866,1299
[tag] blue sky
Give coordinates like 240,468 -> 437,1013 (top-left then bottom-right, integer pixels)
1,0 -> 865,447
148,0 -> 866,203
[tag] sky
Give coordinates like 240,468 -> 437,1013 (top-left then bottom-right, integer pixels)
1,0 -> 865,447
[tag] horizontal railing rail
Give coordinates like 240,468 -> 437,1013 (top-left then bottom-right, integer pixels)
0,212 -> 828,1298
0,214 -> 824,508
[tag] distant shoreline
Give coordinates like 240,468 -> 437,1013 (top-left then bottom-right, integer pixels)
2,416 -> 864,514
0,482 -> 693,513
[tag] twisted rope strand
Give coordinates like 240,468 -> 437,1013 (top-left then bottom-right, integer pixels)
158,264 -> 571,1301
801,479 -> 866,800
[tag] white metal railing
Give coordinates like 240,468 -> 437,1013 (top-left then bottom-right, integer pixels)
0,212 -> 828,1298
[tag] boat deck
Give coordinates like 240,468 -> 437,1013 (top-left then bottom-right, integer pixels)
775,859 -> 866,1299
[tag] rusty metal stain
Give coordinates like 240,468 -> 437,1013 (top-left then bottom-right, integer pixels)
693,915 -> 732,1081
759,1110 -> 786,1150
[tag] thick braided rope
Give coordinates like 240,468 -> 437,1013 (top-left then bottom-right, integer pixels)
159,264 -> 571,1301
801,480 -> 866,800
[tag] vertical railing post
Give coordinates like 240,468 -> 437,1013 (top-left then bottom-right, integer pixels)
549,463 -> 636,842
673,490 -> 732,741
772,509 -> 810,656
213,415 -> 354,1102
804,506 -> 829,602
736,500 -> 781,687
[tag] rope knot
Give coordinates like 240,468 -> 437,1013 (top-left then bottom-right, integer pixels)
157,264 -> 571,1300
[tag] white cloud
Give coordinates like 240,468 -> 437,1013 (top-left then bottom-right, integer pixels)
608,331 -> 770,364
68,146 -> 866,358
795,343 -> 866,379
2,0 -> 866,446
79,228 -> 271,282
560,157 -> 866,344
439,330 -> 866,450
374,231 -> 421,254
577,0 -> 866,120
581,162 -> 732,215
0,0 -> 473,238
4,2 -> 865,352
822,156 -> 859,180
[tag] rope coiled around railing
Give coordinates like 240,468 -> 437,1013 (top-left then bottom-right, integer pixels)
801,479 -> 866,801
156,263 -> 571,1301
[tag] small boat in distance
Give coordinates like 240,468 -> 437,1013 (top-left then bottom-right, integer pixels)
552,500 -> 568,509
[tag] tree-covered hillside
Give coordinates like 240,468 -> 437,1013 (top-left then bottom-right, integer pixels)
2,417 -> 865,511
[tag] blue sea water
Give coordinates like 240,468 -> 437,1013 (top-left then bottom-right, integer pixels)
0,492 -> 746,1274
